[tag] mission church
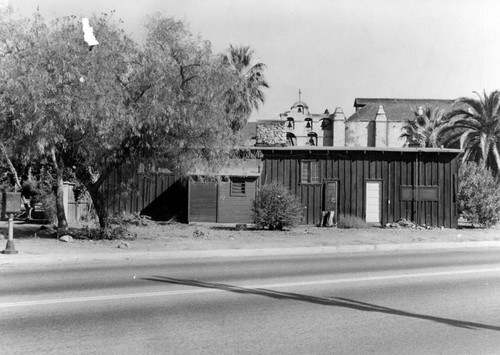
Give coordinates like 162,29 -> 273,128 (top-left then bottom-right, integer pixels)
244,91 -> 453,148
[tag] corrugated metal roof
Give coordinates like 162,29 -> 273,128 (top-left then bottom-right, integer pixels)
188,159 -> 261,176
249,146 -> 462,154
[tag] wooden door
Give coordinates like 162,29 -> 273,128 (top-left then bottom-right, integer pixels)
324,181 -> 338,214
365,181 -> 381,224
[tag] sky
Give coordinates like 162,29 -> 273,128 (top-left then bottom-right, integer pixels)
6,0 -> 500,120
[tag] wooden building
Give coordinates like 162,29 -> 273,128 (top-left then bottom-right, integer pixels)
187,160 -> 261,223
258,146 -> 461,228
103,147 -> 461,228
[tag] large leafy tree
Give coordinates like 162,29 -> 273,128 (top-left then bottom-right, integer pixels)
135,15 -> 238,173
0,7 -> 25,189
1,11 -> 240,231
401,106 -> 445,147
1,12 -> 138,231
224,45 -> 269,132
439,91 -> 500,172
0,8 -> 48,209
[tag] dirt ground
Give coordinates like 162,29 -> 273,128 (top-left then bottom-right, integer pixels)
1,220 -> 499,256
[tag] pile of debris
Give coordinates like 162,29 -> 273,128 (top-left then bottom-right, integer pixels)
385,218 -> 438,230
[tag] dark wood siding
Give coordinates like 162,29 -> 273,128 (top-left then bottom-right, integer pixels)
260,149 -> 459,228
188,177 -> 258,223
102,149 -> 459,228
217,179 -> 257,223
188,180 -> 217,222
102,165 -> 186,221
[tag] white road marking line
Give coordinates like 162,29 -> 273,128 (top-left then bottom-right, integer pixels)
2,267 -> 500,309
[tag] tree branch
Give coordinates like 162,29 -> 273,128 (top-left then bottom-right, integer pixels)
0,141 -> 22,191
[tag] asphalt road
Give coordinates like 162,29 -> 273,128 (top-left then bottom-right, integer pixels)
2,249 -> 500,354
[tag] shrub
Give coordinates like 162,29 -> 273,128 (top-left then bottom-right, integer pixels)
40,192 -> 57,224
252,182 -> 303,230
336,214 -> 370,229
193,228 -> 211,239
458,162 -> 500,227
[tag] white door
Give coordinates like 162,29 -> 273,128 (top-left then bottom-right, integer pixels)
366,182 -> 381,223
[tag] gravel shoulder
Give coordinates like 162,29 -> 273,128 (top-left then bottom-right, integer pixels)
1,221 -> 499,257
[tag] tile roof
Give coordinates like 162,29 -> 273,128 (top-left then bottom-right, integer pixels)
347,98 -> 454,122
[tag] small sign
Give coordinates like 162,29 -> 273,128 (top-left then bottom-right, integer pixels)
400,186 -> 439,201
2,191 -> 22,214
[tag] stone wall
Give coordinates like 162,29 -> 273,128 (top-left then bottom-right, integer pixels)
345,121 -> 407,147
387,122 -> 407,147
345,121 -> 371,147
256,121 -> 287,146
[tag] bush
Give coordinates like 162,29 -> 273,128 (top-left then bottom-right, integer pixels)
108,212 -> 153,227
458,162 -> 500,227
252,182 -> 303,230
83,225 -> 136,240
97,212 -> 152,239
336,214 -> 370,229
193,228 -> 211,239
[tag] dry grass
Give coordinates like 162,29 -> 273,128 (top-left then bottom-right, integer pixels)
336,215 -> 370,229
4,221 -> 500,255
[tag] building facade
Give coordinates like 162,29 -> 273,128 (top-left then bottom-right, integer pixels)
104,146 -> 461,228
259,146 -> 460,228
102,97 -> 462,227
255,100 -> 346,147
254,97 -> 454,148
345,98 -> 453,147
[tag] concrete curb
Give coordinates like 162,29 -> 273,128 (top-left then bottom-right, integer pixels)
2,241 -> 500,266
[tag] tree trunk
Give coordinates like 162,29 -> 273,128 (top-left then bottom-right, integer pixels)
479,133 -> 489,168
492,143 -> 500,175
0,142 -> 31,212
87,184 -> 108,229
54,171 -> 68,233
75,165 -> 113,231
50,148 -> 68,233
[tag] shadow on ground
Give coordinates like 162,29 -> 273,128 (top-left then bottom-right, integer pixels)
0,222 -> 56,239
142,276 -> 500,332
209,226 -> 258,232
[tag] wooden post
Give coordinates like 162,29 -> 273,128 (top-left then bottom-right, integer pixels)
2,213 -> 18,254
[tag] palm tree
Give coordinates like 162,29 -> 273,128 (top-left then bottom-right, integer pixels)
401,106 -> 445,147
438,90 -> 500,172
224,45 -> 269,131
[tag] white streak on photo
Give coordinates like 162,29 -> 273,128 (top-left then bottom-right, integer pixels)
82,17 -> 99,47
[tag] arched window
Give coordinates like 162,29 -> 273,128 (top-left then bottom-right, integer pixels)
297,106 -> 303,113
286,133 -> 297,146
307,132 -> 318,146
320,118 -> 331,130
286,117 -> 295,129
305,117 -> 313,129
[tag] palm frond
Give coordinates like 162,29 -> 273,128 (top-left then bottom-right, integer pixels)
224,44 -> 269,127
